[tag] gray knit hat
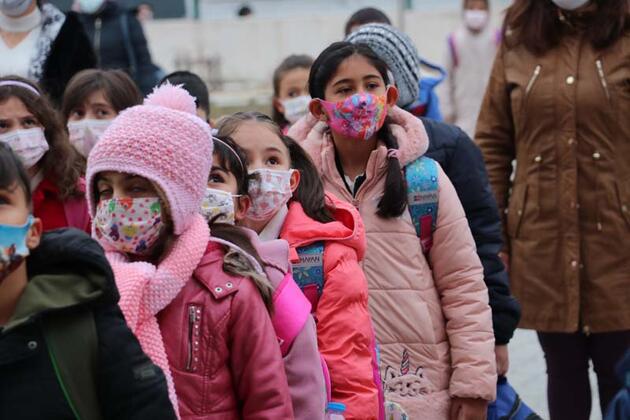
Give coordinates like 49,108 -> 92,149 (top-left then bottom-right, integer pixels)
346,23 -> 421,108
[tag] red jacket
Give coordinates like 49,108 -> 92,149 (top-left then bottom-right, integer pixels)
280,193 -> 381,419
33,178 -> 90,233
158,241 -> 294,419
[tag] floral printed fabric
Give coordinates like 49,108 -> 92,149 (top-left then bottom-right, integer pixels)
247,169 -> 293,221
68,119 -> 112,158
95,197 -> 163,254
200,188 -> 235,225
319,92 -> 387,140
0,216 -> 32,280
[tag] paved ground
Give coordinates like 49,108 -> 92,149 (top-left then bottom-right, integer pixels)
508,329 -> 602,420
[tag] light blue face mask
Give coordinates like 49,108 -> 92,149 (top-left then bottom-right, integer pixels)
0,216 -> 33,282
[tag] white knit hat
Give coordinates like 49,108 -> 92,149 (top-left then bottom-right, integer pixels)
346,23 -> 421,108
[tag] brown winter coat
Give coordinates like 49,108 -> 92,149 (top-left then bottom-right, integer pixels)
475,28 -> 630,333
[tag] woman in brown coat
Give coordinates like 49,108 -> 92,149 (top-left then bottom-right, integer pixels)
475,1 -> 630,419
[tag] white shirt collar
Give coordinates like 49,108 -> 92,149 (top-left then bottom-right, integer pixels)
0,7 -> 42,33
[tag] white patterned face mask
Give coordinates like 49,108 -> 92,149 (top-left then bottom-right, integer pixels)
246,168 -> 294,221
200,188 -> 237,225
68,119 -> 112,158
281,95 -> 311,124
0,128 -> 49,169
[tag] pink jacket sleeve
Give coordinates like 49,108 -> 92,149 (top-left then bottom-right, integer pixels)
429,165 -> 497,401
229,278 -> 295,419
318,242 -> 380,419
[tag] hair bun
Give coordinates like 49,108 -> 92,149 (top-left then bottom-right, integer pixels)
144,82 -> 197,115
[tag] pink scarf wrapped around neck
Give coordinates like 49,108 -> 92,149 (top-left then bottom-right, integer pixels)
105,215 -> 211,418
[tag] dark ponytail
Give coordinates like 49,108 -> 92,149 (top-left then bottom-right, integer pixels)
309,41 -> 408,218
281,135 -> 334,223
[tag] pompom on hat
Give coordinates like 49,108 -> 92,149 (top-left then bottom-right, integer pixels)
346,23 -> 422,108
86,83 -> 214,235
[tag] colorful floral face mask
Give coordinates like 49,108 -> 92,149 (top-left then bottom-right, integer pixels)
318,92 -> 388,140
247,169 -> 294,221
68,119 -> 112,158
200,188 -> 236,225
95,197 -> 164,254
0,216 -> 32,283
0,128 -> 49,169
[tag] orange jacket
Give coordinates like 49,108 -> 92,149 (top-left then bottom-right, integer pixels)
280,193 -> 381,419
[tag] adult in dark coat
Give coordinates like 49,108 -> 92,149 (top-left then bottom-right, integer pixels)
0,0 -> 96,106
77,0 -> 163,95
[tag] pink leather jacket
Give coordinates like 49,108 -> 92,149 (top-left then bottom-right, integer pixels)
158,241 -> 294,419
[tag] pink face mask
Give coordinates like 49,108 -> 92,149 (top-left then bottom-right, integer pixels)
94,197 -> 164,255
318,92 -> 388,140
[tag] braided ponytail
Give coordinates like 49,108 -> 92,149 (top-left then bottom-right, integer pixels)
376,118 -> 407,218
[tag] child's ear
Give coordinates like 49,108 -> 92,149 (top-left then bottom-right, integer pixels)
234,195 -> 251,223
309,99 -> 327,122
386,85 -> 399,108
26,217 -> 43,250
290,169 -> 301,193
273,97 -> 285,115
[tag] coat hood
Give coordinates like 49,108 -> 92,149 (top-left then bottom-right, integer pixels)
287,105 -> 430,169
5,228 -> 117,332
280,192 -> 366,260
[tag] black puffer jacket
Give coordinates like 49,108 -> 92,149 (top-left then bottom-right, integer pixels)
78,1 -> 161,94
422,117 -> 521,345
0,229 -> 176,420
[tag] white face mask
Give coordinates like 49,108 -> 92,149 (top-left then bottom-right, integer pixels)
78,0 -> 105,14
68,119 -> 111,158
464,9 -> 489,31
0,0 -> 32,17
0,128 -> 49,169
551,0 -> 590,10
246,168 -> 293,221
281,95 -> 311,125
200,188 -> 237,225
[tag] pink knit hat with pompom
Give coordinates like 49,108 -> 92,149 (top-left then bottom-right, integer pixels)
86,83 -> 213,235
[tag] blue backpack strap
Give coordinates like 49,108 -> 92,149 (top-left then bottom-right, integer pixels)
292,241 -> 325,313
405,156 -> 439,255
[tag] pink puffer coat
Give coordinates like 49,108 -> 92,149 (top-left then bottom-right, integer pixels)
289,107 -> 496,418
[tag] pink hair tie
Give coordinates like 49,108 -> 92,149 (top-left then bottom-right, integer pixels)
387,148 -> 400,160
0,80 -> 40,96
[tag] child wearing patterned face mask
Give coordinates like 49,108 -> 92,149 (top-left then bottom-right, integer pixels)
0,76 -> 90,233
272,55 -> 314,133
87,84 -> 294,419
0,142 -> 177,420
203,134 -> 327,420
217,112 -> 383,419
288,41 -> 497,419
62,69 -> 142,158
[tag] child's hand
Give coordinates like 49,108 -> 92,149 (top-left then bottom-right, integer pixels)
449,397 -> 488,420
495,344 -> 510,376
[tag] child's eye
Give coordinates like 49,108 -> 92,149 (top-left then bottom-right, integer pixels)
208,173 -> 225,184
266,156 -> 280,166
96,108 -> 112,118
71,109 -> 84,118
367,82 -> 380,90
337,87 -> 352,95
98,188 -> 113,199
23,118 -> 37,127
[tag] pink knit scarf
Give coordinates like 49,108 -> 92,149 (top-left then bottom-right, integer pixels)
105,215 -> 211,418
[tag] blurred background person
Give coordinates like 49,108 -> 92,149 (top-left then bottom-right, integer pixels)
271,54 -> 313,133
439,0 -> 499,137
476,1 -> 630,419
159,70 -> 210,123
76,0 -> 164,95
0,0 -> 95,106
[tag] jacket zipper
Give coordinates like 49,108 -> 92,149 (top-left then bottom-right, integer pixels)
595,59 -> 611,102
186,305 -> 198,371
94,18 -> 102,67
525,65 -> 542,96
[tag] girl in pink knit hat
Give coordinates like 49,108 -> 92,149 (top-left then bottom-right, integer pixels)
86,84 -> 294,419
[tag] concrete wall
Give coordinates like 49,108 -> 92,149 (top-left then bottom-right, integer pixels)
142,8 -> 506,107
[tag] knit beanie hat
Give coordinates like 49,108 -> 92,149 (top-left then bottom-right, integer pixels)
346,23 -> 421,108
86,83 -> 213,235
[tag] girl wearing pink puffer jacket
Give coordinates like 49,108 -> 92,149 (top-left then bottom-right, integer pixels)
86,84 -> 294,419
288,41 -> 497,420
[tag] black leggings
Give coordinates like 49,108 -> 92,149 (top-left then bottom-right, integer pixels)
537,330 -> 630,420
